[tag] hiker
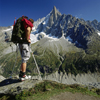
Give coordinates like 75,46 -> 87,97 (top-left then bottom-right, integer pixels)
19,17 -> 34,81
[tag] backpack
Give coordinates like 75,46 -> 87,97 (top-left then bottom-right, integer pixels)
11,16 -> 28,44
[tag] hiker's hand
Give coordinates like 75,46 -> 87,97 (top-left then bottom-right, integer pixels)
27,39 -> 31,43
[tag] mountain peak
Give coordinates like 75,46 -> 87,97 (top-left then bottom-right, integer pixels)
47,6 -> 61,27
53,6 -> 57,11
51,6 -> 61,15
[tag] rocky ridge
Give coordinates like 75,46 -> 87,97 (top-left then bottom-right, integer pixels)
36,6 -> 100,50
0,71 -> 100,96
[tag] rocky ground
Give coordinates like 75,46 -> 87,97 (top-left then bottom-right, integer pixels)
0,71 -> 100,95
0,76 -> 100,100
0,78 -> 42,95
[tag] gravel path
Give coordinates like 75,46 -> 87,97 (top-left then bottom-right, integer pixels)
49,92 -> 100,100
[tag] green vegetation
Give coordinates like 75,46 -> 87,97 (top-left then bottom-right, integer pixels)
0,44 -> 100,78
33,49 -> 60,74
0,47 -> 60,78
0,80 -> 100,100
59,52 -> 100,75
0,52 -> 21,77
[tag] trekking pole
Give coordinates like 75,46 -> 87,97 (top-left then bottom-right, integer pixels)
10,44 -> 18,79
30,48 -> 42,80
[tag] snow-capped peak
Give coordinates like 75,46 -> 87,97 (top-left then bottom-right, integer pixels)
42,13 -> 50,25
2,26 -> 13,32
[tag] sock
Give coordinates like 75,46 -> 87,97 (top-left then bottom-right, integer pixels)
20,71 -> 23,74
19,71 -> 26,77
22,71 -> 26,76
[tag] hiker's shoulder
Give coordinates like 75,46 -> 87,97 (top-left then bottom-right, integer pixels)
22,18 -> 33,27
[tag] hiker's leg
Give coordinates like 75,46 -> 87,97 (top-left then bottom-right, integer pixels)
21,62 -> 26,72
20,43 -> 30,73
19,43 -> 30,79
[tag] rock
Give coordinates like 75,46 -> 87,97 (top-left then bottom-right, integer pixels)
43,72 -> 100,88
0,75 -> 6,82
38,32 -> 45,40
0,78 -> 43,95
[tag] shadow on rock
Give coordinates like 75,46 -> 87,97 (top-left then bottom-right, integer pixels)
0,78 -> 20,87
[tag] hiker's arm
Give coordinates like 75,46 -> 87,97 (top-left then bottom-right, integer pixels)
26,27 -> 31,43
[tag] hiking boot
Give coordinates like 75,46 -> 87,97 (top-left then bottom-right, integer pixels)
19,74 -> 29,81
19,71 -> 31,81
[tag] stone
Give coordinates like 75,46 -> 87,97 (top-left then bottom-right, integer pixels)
0,78 -> 43,95
0,75 -> 6,82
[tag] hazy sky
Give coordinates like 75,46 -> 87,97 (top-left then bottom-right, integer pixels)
0,0 -> 100,26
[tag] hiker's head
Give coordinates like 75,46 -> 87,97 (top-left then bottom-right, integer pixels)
29,18 -> 34,24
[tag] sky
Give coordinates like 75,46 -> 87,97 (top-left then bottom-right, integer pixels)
0,0 -> 100,27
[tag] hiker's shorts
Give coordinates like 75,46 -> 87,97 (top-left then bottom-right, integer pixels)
19,43 -> 31,63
